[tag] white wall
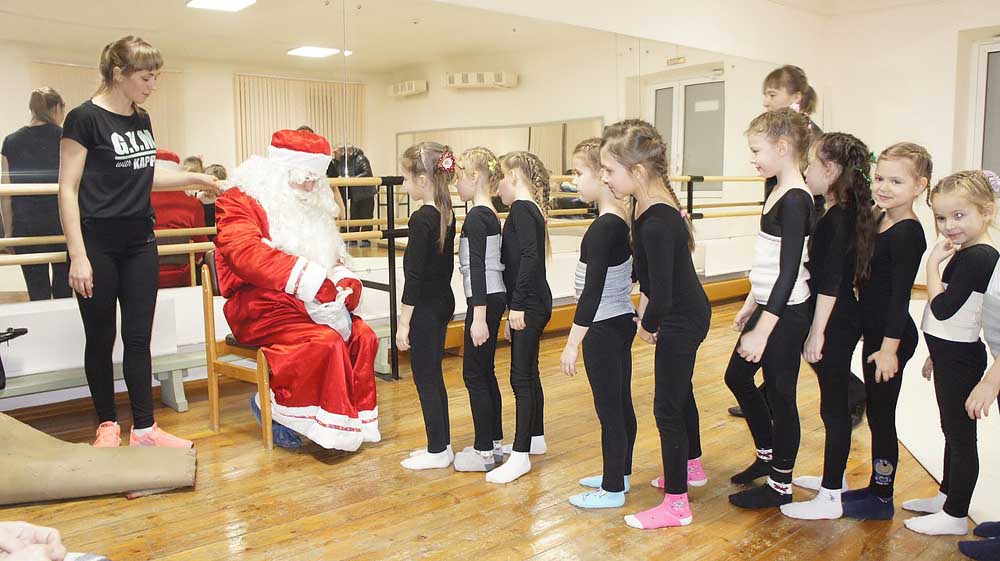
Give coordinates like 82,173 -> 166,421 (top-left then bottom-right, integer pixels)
436,0 -> 826,71
372,35 -> 621,170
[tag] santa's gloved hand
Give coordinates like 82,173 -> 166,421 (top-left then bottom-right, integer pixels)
304,291 -> 353,341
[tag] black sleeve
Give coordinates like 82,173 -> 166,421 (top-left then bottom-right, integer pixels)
816,208 -> 851,297
357,154 -> 373,177
1,135 -> 9,158
930,247 -> 999,320
884,222 -> 925,338
640,213 -> 676,333
574,223 -> 613,327
510,205 -> 540,312
61,106 -> 95,150
764,190 -> 812,316
465,211 -> 489,306
401,210 -> 430,306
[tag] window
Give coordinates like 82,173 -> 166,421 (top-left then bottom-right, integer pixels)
974,42 -> 1000,171
645,78 -> 725,193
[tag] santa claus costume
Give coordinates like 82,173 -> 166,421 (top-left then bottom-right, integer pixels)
214,129 -> 379,451
151,150 -> 209,288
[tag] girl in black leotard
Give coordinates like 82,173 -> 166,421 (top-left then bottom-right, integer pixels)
781,133 -> 876,520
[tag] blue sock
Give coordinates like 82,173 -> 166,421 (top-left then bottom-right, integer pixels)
578,474 -> 630,493
841,487 -> 871,503
975,522 -> 1000,539
959,538 -> 1000,561
568,489 -> 626,509
249,395 -> 302,449
842,492 -> 894,520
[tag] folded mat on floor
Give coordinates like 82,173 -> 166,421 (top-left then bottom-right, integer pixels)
0,413 -> 196,505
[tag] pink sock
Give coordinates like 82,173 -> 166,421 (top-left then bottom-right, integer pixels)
625,493 -> 693,529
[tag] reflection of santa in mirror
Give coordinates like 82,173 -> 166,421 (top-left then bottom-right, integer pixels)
151,149 -> 208,288
214,129 -> 379,451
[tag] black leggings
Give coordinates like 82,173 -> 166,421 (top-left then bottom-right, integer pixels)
76,218 -> 159,429
725,302 -> 811,480
655,328 -> 707,494
348,197 -> 376,234
861,324 -> 918,497
409,297 -> 455,454
812,313 -> 862,490
18,244 -> 71,301
582,313 -> 637,493
926,334 -> 986,518
510,311 -> 550,453
463,294 -> 505,451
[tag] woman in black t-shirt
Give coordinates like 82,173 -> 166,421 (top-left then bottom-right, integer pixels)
59,36 -> 216,448
1,87 -> 71,300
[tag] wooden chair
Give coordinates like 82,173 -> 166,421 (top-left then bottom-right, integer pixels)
201,249 -> 274,450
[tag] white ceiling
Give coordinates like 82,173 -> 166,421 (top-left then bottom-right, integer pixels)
769,0 -> 945,16
0,0 -> 610,73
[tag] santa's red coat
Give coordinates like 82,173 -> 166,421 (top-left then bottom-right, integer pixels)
214,188 -> 379,451
151,191 -> 208,288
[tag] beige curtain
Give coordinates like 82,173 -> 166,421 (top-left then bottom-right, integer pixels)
233,74 -> 366,163
30,62 -> 187,155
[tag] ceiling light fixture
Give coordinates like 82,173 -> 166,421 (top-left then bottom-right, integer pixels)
186,0 -> 256,12
288,46 -> 341,58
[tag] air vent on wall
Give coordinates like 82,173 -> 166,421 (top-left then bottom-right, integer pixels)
387,80 -> 428,98
444,71 -> 518,89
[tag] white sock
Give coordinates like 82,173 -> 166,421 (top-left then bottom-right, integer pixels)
132,426 -> 154,437
502,435 -> 547,455
411,444 -> 454,459
793,474 -> 848,493
903,511 -> 968,536
780,487 -> 843,520
486,451 -> 531,484
401,446 -> 453,470
454,449 -> 496,472
902,492 -> 947,514
493,440 -> 503,455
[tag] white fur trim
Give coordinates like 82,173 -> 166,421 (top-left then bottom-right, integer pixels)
296,260 -> 327,302
260,393 -> 376,451
329,264 -> 360,284
285,257 -> 308,295
267,146 -> 332,177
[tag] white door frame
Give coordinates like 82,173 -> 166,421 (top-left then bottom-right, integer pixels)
972,42 -> 1000,169
643,77 -> 725,193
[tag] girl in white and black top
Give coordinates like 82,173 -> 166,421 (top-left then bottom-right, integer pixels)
59,37 -> 216,448
903,171 -> 999,537
725,109 -> 816,510
452,147 -> 507,472
560,139 -> 637,509
1,88 -> 71,300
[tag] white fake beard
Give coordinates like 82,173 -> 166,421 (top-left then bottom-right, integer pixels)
227,156 -> 345,269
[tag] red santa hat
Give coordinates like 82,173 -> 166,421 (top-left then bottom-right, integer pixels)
156,149 -> 182,171
267,129 -> 332,177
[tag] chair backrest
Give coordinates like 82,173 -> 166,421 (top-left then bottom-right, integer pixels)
203,249 -> 221,297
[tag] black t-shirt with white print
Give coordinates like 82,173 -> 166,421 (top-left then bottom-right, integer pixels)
62,100 -> 156,220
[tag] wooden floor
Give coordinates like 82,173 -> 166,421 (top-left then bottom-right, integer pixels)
2,301 -> 970,561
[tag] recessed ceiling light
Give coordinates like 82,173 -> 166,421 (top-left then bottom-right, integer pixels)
288,46 -> 340,58
186,0 -> 256,12
343,50 -> 353,57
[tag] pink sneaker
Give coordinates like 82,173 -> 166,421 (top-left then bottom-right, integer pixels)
128,423 -> 193,449
624,493 -> 693,529
650,459 -> 709,489
93,421 -> 121,447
